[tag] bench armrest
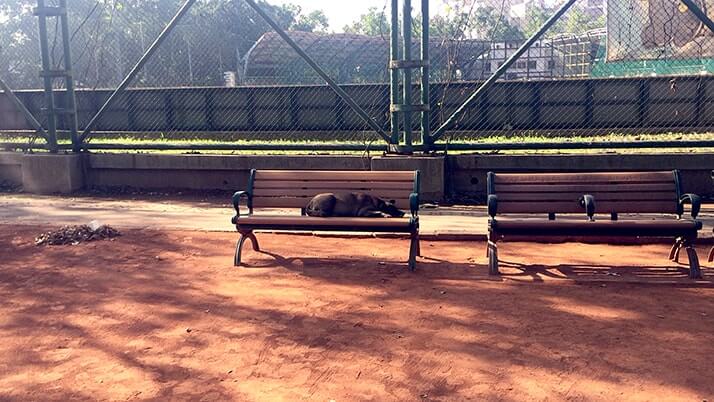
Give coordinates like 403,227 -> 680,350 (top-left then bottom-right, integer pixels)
679,193 -> 701,219
487,194 -> 498,218
580,194 -> 596,221
232,191 -> 252,222
409,192 -> 419,218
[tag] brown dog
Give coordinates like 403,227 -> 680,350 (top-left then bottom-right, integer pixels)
305,192 -> 405,218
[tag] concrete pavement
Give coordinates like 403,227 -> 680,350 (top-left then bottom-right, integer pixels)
1,193 -> 713,241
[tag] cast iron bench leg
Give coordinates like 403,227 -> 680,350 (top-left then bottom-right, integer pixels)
708,246 -> 714,263
669,237 -> 683,261
408,230 -> 418,271
683,239 -> 702,279
488,240 -> 499,275
234,230 -> 260,267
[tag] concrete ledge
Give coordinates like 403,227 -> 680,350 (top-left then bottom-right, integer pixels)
450,153 -> 714,200
0,152 -> 24,186
21,153 -> 85,194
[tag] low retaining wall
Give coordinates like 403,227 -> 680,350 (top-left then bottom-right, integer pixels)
1,152 -> 712,201
449,153 -> 714,202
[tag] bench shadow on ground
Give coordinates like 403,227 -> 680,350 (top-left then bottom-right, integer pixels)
2,228 -> 714,400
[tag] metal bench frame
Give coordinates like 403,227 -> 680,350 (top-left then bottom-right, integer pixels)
231,169 -> 421,270
486,170 -> 703,279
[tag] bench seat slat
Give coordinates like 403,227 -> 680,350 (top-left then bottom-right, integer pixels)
498,201 -> 678,214
490,218 -> 701,237
253,188 -> 411,198
254,181 -> 415,190
494,183 -> 676,193
493,171 -> 674,184
497,192 -> 677,202
237,215 -> 412,230
253,196 -> 410,209
255,170 -> 415,182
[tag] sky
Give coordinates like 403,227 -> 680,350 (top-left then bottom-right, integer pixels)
271,0 -> 450,32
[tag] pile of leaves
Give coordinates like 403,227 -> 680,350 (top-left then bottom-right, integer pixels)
35,225 -> 121,246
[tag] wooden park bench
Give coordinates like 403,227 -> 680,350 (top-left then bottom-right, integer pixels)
231,169 -> 421,270
486,171 -> 703,279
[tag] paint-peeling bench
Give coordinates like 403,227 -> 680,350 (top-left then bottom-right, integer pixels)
486,171 -> 703,279
231,169 -> 421,270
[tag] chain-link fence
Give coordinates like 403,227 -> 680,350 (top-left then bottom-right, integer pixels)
1,0 -> 714,153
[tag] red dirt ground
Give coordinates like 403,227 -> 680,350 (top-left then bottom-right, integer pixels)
0,225 -> 713,401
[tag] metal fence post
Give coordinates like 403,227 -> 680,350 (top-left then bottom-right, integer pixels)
402,0 -> 413,152
36,0 -> 58,153
430,0 -> 579,142
420,0 -> 431,149
390,0 -> 400,145
58,0 -> 80,152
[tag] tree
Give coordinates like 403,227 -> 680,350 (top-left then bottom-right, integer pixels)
343,7 -> 390,36
0,0 -> 330,89
522,3 -> 605,37
291,9 -> 329,33
472,6 -> 524,41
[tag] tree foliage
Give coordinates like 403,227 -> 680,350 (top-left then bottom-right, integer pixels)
0,0 -> 329,89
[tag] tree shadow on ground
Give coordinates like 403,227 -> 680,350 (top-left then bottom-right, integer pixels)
1,227 -> 713,400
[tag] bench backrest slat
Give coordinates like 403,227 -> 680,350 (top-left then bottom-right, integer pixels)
490,171 -> 680,215
251,170 -> 418,209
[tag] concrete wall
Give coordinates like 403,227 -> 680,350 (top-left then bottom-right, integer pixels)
2,151 -> 712,202
4,75 -> 714,134
448,153 -> 714,202
0,152 -> 23,186
86,154 -> 371,191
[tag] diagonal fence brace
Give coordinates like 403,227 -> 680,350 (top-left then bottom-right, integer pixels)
79,0 -> 197,143
680,0 -> 714,34
0,76 -> 48,141
243,0 -> 391,144
430,0 -> 579,142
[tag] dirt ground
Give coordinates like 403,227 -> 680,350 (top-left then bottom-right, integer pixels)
0,225 -> 713,401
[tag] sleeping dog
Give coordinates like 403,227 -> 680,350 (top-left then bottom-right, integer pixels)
305,192 -> 405,218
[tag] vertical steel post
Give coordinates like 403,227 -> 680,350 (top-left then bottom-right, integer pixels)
420,0 -> 431,149
58,0 -> 80,152
402,0 -> 413,152
36,0 -> 58,153
390,0 -> 400,145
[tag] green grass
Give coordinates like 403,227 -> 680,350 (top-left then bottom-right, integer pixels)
2,130 -> 714,155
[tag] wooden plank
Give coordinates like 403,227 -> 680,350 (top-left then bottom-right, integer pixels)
498,200 -> 677,214
253,188 -> 411,198
493,171 -> 674,184
253,196 -> 411,209
255,170 -> 415,182
497,192 -> 677,202
254,181 -> 415,190
494,183 -> 676,193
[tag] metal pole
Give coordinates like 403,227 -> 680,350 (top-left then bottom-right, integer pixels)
430,0 -> 579,141
0,77 -> 47,139
402,0 -> 413,152
680,0 -> 714,34
420,0 -> 431,149
36,0 -> 58,152
390,0 -> 400,145
79,0 -> 197,142
244,0 -> 391,143
58,0 -> 80,152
